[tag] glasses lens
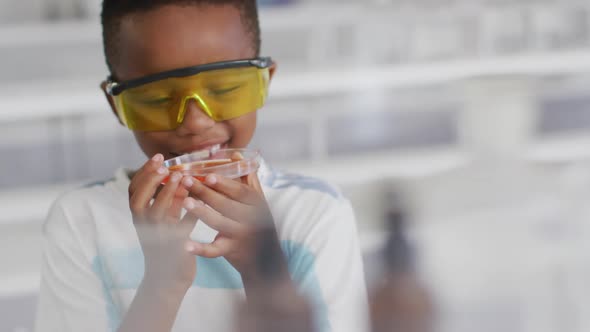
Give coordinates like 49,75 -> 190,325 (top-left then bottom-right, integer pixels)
114,66 -> 270,131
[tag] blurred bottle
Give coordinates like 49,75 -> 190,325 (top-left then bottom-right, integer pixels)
369,195 -> 434,332
235,226 -> 316,332
44,0 -> 85,20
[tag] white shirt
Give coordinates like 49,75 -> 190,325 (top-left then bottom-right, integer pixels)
35,161 -> 369,332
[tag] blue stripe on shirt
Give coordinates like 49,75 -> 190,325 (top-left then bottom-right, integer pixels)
92,240 -> 330,331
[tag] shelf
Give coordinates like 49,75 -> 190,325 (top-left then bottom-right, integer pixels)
0,274 -> 40,297
0,148 -> 466,226
277,147 -> 469,186
0,3 -> 361,49
528,133 -> 590,163
0,20 -> 101,48
0,183 -> 77,226
3,50 -> 590,123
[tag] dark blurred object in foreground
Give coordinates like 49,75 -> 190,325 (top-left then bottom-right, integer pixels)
236,226 -> 316,332
370,194 -> 434,332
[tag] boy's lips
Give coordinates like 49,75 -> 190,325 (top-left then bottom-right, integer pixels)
170,141 -> 228,157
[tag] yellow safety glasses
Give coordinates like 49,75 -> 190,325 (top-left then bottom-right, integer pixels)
105,57 -> 272,131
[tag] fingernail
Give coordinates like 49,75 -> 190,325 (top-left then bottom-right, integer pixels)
231,151 -> 244,161
205,174 -> 217,185
152,154 -> 163,162
157,166 -> 169,175
185,242 -> 195,252
183,177 -> 194,187
170,172 -> 182,183
184,197 -> 196,210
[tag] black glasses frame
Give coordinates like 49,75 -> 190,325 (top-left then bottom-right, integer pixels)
106,57 -> 273,96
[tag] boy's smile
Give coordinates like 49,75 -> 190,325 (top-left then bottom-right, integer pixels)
103,4 -> 273,160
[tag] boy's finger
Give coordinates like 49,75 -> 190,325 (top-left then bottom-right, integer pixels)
178,206 -> 199,237
185,237 -> 234,259
150,172 -> 183,221
245,172 -> 264,195
183,198 -> 245,236
168,186 -> 189,221
182,177 -> 245,219
129,165 -> 170,218
129,154 -> 165,197
202,174 -> 259,206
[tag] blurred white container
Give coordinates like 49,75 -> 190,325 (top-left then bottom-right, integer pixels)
80,0 -> 101,20
355,13 -> 411,64
0,0 -> 46,23
531,5 -> 589,51
480,7 -> 530,55
411,13 -> 475,61
45,0 -> 84,19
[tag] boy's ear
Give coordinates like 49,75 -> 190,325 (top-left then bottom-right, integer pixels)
100,81 -> 124,126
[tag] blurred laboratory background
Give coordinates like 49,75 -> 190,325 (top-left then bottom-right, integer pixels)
2,0 -> 590,331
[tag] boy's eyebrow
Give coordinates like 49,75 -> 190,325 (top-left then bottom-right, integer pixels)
107,57 -> 272,96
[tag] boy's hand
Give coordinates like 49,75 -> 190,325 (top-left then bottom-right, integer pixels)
182,172 -> 278,277
128,154 -> 199,291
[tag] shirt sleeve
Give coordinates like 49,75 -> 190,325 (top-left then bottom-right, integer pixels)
283,196 -> 370,332
35,195 -> 115,332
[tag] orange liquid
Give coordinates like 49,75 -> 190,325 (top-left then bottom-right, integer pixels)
162,158 -> 233,184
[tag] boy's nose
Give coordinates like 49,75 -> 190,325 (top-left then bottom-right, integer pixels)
175,98 -> 216,136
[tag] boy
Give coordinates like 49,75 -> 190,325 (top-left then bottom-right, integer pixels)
35,1 -> 368,331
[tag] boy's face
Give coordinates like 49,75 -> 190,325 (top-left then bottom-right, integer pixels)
105,4 -> 272,160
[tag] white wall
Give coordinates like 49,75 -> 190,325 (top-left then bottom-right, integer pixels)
2,1 -> 590,331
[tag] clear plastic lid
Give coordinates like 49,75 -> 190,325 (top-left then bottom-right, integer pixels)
163,148 -> 261,181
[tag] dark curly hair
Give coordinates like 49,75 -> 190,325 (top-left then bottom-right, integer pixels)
101,0 -> 261,74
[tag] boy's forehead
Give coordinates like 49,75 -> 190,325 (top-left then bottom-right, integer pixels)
113,4 -> 255,81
